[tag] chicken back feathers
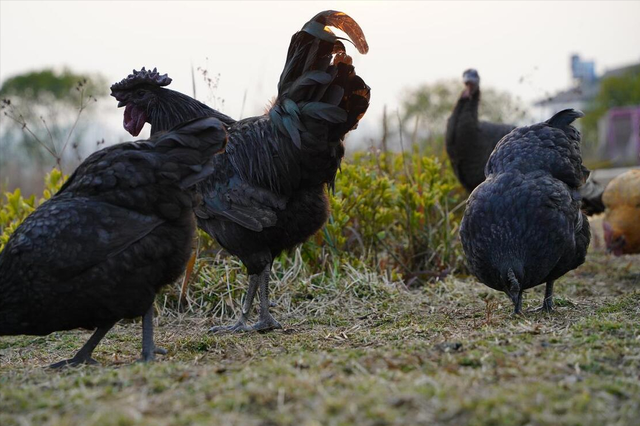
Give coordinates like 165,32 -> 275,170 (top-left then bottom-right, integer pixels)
460,109 -> 591,304
0,117 -> 227,336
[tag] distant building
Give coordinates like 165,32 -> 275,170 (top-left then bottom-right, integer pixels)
571,54 -> 597,85
599,106 -> 640,165
534,55 -> 640,165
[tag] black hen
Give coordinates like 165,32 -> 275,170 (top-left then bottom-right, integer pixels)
460,109 -> 591,314
446,69 -> 516,193
0,117 -> 227,366
110,11 -> 370,332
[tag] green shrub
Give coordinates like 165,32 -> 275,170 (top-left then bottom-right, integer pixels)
0,168 -> 67,251
301,150 -> 466,284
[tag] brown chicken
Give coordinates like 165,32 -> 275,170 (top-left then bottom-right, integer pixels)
603,169 -> 640,256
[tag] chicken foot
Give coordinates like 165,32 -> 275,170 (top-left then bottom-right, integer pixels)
209,273 -> 260,333
251,264 -> 282,332
210,263 -> 281,333
511,291 -> 524,316
532,281 -> 554,313
49,322 -> 116,368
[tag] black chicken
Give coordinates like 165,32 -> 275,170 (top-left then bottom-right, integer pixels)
460,109 -> 591,314
110,11 -> 370,333
445,69 -> 516,193
0,117 -> 227,366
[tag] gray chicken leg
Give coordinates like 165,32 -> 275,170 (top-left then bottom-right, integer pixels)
139,305 -> 167,362
210,263 -> 281,333
209,273 -> 260,333
533,281 -> 555,313
251,264 -> 282,332
49,322 -> 116,368
512,291 -> 524,316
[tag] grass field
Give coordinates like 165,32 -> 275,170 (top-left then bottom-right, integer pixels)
1,248 -> 639,426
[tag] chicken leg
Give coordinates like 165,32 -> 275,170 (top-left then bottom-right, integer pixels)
210,262 -> 281,333
512,291 -> 524,316
49,322 -> 116,368
533,280 -> 554,313
251,262 -> 282,332
139,304 -> 167,362
209,273 -> 260,333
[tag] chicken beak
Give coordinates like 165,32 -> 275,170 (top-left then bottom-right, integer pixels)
117,100 -> 126,108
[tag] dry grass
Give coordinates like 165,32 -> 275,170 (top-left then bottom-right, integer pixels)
1,249 -> 639,426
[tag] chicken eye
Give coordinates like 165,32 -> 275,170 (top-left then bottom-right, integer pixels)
136,90 -> 145,98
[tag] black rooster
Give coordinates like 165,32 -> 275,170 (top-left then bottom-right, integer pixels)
460,109 -> 591,314
110,11 -> 370,332
446,69 -> 516,193
0,117 -> 227,366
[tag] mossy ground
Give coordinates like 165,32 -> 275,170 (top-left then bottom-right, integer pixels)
1,249 -> 638,426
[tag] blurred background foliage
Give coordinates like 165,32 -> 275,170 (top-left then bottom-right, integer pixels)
0,68 -> 107,194
581,70 -> 640,159
402,79 -> 527,130
0,68 -> 106,104
395,79 -> 527,158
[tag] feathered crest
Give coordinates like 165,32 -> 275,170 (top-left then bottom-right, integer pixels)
110,67 -> 172,91
546,109 -> 585,129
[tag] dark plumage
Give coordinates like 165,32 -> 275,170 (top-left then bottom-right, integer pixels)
0,117 -> 227,366
110,11 -> 370,332
460,109 -> 591,314
445,69 -> 516,193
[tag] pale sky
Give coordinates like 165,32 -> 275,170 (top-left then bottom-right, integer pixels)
1,1 -> 639,143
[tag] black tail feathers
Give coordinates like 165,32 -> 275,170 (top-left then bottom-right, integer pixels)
277,10 -> 369,98
262,12 -> 370,189
545,108 -> 589,183
272,11 -> 370,144
302,10 -> 369,55
546,109 -> 585,129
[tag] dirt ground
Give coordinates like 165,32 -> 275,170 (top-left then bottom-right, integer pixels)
1,244 -> 638,425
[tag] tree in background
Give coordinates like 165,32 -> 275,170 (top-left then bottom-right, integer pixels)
0,68 -> 107,193
581,68 -> 640,159
397,79 -> 526,157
